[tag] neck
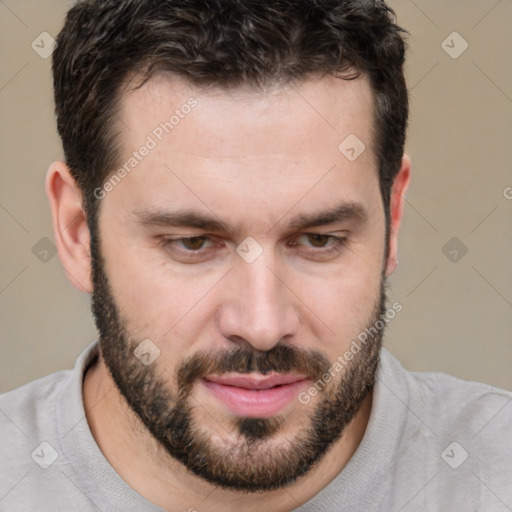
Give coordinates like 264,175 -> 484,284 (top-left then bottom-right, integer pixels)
83,355 -> 373,512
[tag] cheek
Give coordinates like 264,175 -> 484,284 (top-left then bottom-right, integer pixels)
304,271 -> 380,330
289,246 -> 384,354
102,241 -> 219,343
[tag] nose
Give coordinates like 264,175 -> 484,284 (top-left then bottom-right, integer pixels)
217,253 -> 299,352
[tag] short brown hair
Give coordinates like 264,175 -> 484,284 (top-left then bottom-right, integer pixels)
53,0 -> 409,228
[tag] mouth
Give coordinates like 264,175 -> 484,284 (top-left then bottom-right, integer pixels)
201,373 -> 309,418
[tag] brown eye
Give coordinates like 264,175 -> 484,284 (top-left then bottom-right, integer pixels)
159,235 -> 223,264
288,233 -> 347,259
306,234 -> 332,248
295,233 -> 340,249
161,235 -> 216,253
179,236 -> 209,251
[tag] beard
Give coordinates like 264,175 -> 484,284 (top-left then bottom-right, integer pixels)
90,227 -> 387,492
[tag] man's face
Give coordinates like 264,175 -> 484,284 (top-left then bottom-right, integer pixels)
91,73 -> 388,491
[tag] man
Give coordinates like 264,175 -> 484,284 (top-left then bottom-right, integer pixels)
1,1 -> 510,510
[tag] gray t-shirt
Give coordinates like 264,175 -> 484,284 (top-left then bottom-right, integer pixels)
1,341 -> 511,511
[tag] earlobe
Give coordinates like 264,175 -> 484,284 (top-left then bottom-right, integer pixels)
385,154 -> 411,277
45,162 -> 93,293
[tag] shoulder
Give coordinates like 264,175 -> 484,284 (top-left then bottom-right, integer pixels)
379,347 -> 512,433
0,370 -> 74,508
404,354 -> 511,435
0,340 -> 98,441
378,348 -> 512,464
375,349 -> 512,508
0,343 -> 100,510
0,369 -> 72,440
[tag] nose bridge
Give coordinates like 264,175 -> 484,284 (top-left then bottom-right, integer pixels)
219,251 -> 297,351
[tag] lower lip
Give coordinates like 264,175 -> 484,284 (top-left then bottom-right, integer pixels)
201,378 -> 309,418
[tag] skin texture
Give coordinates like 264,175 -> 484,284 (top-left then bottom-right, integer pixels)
46,73 -> 411,511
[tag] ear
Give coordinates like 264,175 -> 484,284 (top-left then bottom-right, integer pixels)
385,154 -> 411,277
45,161 -> 93,293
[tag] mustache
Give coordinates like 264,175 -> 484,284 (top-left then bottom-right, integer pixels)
177,344 -> 331,391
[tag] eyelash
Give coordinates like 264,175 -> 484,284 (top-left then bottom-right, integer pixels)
159,233 -> 347,259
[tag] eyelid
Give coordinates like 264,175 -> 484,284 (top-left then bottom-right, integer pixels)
289,233 -> 347,252
160,234 -> 219,249
158,233 -> 348,265
160,232 -> 346,245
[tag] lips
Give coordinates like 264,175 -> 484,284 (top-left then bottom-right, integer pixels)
204,373 -> 307,390
201,372 -> 309,418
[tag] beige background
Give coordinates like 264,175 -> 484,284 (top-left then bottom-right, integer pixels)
1,0 -> 511,393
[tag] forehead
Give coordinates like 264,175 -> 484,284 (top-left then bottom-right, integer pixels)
107,72 -> 380,231
118,71 -> 376,156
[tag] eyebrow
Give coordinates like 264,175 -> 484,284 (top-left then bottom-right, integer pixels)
133,201 -> 368,235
